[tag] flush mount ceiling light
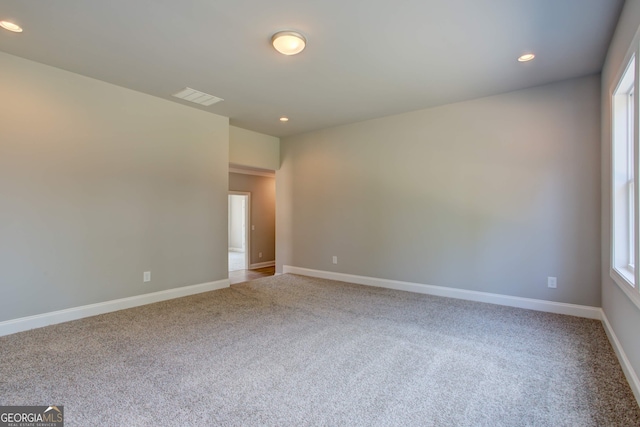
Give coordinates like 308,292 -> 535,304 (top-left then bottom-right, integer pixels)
0,21 -> 23,33
272,31 -> 306,55
518,53 -> 535,62
279,117 -> 289,122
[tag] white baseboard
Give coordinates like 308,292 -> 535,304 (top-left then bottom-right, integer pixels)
250,261 -> 275,269
0,279 -> 230,337
282,266 -> 602,320
601,311 -> 640,406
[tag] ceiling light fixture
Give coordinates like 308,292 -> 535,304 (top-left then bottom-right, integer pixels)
272,31 -> 306,55
0,21 -> 23,33
279,117 -> 289,122
517,53 -> 535,62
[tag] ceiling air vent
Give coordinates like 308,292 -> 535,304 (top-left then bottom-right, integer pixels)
172,87 -> 223,106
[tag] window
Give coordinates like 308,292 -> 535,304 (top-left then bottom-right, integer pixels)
612,56 -> 637,289
628,88 -> 635,272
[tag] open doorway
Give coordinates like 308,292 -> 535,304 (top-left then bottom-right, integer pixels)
228,166 -> 276,284
228,192 -> 250,272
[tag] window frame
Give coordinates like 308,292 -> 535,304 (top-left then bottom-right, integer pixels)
611,49 -> 640,310
628,88 -> 635,273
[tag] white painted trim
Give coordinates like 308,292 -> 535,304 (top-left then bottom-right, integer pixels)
601,311 -> 640,407
0,279 -> 230,337
228,247 -> 244,253
250,261 -> 275,269
282,266 -> 602,319
610,268 -> 640,311
608,28 -> 640,315
229,166 -> 275,178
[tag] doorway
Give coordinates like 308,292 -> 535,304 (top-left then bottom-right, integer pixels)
228,192 -> 250,272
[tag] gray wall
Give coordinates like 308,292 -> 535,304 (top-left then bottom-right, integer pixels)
229,126 -> 280,171
0,52 -> 229,322
601,0 -> 640,389
229,173 -> 276,265
277,75 -> 601,307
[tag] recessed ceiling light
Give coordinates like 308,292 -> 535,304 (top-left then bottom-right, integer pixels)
0,21 -> 23,33
279,117 -> 289,122
518,53 -> 535,62
272,31 -> 306,55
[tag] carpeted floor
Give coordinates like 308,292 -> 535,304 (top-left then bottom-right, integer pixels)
1,274 -> 639,426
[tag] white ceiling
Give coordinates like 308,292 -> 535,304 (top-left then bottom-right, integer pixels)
0,0 -> 623,138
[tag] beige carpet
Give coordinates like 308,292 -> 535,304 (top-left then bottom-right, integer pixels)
1,274 -> 639,426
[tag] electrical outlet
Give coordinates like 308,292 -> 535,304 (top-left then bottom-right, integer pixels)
332,256 -> 338,264
144,271 -> 151,282
251,225 -> 255,231
259,252 -> 263,258
547,277 -> 557,288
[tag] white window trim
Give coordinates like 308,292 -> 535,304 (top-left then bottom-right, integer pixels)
628,89 -> 635,272
610,41 -> 640,312
611,267 -> 640,312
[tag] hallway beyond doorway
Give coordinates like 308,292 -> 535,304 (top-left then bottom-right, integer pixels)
228,192 -> 250,272
229,266 -> 275,285
228,251 -> 246,272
